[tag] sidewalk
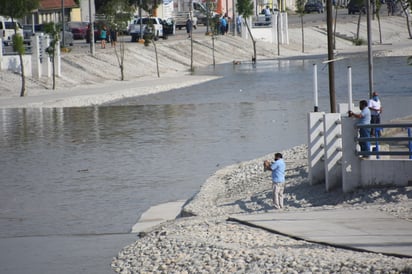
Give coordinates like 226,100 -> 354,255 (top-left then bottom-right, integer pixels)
0,74 -> 218,108
229,207 -> 412,258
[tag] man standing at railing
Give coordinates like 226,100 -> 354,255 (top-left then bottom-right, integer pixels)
348,100 -> 371,154
368,91 -> 383,137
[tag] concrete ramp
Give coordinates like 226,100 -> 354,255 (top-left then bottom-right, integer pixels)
229,208 -> 412,258
131,200 -> 186,233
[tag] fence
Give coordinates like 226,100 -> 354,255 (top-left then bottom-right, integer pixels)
356,123 -> 412,159
1,34 -> 60,78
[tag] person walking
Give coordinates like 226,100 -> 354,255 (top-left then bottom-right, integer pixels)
368,91 -> 383,136
186,17 -> 192,38
348,100 -> 371,154
220,16 -> 227,35
264,5 -> 271,22
100,26 -> 107,49
264,153 -> 286,209
110,28 -> 118,47
236,14 -> 242,34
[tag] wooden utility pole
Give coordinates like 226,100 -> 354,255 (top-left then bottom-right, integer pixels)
366,0 -> 374,98
326,0 -> 336,113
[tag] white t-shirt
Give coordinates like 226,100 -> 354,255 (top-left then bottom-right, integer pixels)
368,98 -> 381,115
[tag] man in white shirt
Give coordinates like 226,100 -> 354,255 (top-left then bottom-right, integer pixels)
368,91 -> 383,136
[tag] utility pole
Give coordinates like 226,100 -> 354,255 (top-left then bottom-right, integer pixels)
366,0 -> 374,98
326,0 -> 336,113
89,0 -> 95,56
61,0 -> 65,47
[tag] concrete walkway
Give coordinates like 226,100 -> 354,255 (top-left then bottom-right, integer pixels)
131,200 -> 186,233
229,207 -> 412,258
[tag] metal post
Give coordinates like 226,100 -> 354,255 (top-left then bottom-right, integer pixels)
375,127 -> 380,159
277,5 -> 280,56
313,64 -> 318,112
408,128 -> 412,159
347,66 -> 352,112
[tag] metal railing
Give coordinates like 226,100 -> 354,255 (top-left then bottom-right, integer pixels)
2,42 -> 32,55
356,123 -> 412,159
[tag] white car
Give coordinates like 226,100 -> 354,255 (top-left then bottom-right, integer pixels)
129,17 -> 166,42
0,17 -> 24,46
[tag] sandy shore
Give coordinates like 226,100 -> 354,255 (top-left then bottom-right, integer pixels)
1,15 -> 411,273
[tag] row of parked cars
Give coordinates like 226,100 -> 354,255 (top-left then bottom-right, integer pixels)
22,24 -> 74,46
303,0 -> 366,14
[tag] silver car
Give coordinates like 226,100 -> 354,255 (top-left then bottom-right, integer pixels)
24,24 -> 74,46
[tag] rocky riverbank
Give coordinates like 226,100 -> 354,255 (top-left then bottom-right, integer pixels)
111,144 -> 412,273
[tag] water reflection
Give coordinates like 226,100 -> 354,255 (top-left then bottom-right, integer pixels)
0,55 -> 411,274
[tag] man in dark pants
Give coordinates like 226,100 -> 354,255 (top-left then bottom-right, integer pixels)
348,100 -> 371,154
368,91 -> 383,137
186,18 -> 192,38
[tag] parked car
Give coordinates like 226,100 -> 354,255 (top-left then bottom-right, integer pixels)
67,21 -> 88,39
129,17 -> 168,42
0,17 -> 24,46
25,24 -> 74,46
347,0 -> 366,14
304,0 -> 324,13
161,18 -> 175,35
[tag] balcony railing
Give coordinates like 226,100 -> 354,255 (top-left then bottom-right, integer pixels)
356,123 -> 412,159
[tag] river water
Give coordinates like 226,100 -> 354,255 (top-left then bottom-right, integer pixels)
0,55 -> 411,274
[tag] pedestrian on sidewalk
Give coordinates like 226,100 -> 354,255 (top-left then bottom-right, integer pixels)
264,153 -> 286,209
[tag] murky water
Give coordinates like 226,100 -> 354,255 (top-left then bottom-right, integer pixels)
0,55 -> 411,274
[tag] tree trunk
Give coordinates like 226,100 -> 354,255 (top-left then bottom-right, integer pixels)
300,15 -> 304,53
212,35 -> 215,67
190,30 -> 194,72
52,52 -> 56,90
153,40 -> 160,77
377,13 -> 382,44
243,18 -> 256,63
114,39 -> 125,80
400,1 -> 412,38
19,53 -> 26,97
356,12 -> 362,40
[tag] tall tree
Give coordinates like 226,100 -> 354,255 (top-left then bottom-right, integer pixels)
44,22 -> 60,90
375,0 -> 383,44
236,0 -> 256,63
399,0 -> 412,38
0,0 -> 39,97
295,0 -> 305,53
101,0 -> 133,80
